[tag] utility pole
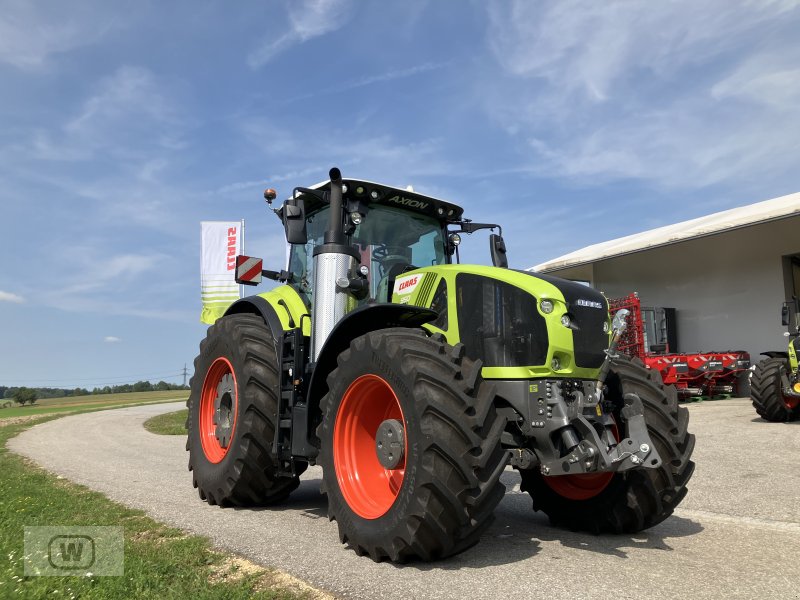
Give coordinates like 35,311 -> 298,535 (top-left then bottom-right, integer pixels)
182,363 -> 188,387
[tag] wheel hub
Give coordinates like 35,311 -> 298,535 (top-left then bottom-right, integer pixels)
214,373 -> 235,448
375,419 -> 405,469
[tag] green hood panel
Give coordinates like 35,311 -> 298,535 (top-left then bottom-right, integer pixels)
258,285 -> 311,336
392,265 -> 610,380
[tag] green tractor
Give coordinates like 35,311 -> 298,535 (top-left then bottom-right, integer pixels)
186,168 -> 695,562
750,298 -> 800,422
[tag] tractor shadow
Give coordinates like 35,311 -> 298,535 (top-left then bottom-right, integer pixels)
749,417 -> 800,425
234,477 -> 328,520
408,473 -> 704,571
236,472 -> 703,570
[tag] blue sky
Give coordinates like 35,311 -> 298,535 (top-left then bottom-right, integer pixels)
1,0 -> 799,388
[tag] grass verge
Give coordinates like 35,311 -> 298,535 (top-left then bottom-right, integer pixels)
144,409 -> 189,435
0,414 -> 315,599
0,391 -> 187,419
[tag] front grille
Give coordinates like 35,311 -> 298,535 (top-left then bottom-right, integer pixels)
455,274 -> 548,367
570,302 -> 609,368
512,270 -> 610,370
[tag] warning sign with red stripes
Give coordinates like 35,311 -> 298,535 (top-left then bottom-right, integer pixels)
235,255 -> 263,285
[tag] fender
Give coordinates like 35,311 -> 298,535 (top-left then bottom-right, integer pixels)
224,296 -> 284,359
761,351 -> 789,359
306,303 -> 437,412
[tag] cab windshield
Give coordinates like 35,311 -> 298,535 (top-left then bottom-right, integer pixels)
288,205 -> 446,304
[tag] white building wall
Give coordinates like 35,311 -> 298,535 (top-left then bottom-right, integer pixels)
544,216 -> 800,360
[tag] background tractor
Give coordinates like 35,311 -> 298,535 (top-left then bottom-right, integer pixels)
750,298 -> 800,422
186,168 -> 695,562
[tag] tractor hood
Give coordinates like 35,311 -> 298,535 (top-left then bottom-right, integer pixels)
392,264 -> 611,380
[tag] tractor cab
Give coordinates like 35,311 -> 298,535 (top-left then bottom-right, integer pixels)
281,179 -> 462,305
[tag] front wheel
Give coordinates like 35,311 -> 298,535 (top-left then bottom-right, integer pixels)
750,357 -> 800,422
318,329 -> 508,562
186,314 -> 304,506
519,355 -> 695,533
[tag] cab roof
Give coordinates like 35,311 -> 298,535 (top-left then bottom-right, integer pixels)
287,178 -> 465,224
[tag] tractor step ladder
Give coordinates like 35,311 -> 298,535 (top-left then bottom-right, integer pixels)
274,327 -> 306,476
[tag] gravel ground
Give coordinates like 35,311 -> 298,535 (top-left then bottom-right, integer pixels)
9,399 -> 800,600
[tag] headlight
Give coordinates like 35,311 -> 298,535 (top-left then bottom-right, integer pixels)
560,314 -> 571,328
540,299 -> 554,314
448,233 -> 461,246
551,357 -> 561,371
350,212 -> 363,225
603,321 -> 609,333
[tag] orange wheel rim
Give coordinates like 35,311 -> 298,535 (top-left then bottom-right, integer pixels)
199,357 -> 238,463
334,374 -> 406,519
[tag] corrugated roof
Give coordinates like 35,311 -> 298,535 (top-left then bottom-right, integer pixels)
532,191 -> 800,273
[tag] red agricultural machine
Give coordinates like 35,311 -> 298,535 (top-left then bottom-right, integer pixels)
608,294 -> 750,400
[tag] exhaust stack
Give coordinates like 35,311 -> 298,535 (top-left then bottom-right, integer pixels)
310,168 -> 358,361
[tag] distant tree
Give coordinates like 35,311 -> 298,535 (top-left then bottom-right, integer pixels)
155,380 -> 170,391
132,380 -> 153,392
13,387 -> 37,405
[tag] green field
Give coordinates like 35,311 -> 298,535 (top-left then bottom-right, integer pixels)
0,391 -> 186,419
0,411 -> 305,598
144,408 -> 189,435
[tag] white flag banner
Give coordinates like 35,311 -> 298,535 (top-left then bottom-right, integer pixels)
200,221 -> 243,324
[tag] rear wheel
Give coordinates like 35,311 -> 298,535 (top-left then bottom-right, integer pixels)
187,313 -> 304,506
519,355 -> 695,533
750,357 -> 800,422
318,329 -> 508,562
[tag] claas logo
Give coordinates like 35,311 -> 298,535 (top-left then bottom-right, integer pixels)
226,227 -> 237,271
397,276 -> 419,292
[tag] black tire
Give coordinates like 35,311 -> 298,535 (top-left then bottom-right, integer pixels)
318,329 -> 508,562
186,313 -> 305,506
750,357 -> 800,422
519,354 -> 695,533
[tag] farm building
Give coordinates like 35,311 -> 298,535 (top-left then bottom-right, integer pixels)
530,192 -> 800,364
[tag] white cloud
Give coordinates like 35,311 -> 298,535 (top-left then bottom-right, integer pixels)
287,61 -> 451,101
24,65 -> 185,169
236,117 -> 455,182
104,336 -> 121,343
484,0 -> 800,189
247,0 -> 353,68
0,290 -> 24,303
0,1 -> 115,70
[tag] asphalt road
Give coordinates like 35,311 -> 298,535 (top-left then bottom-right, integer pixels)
9,399 -> 800,600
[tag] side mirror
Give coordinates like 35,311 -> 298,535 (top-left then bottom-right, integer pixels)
782,303 -> 790,327
282,198 -> 307,244
490,234 -> 508,268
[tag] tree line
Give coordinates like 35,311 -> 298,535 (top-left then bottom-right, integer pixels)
0,381 -> 190,406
